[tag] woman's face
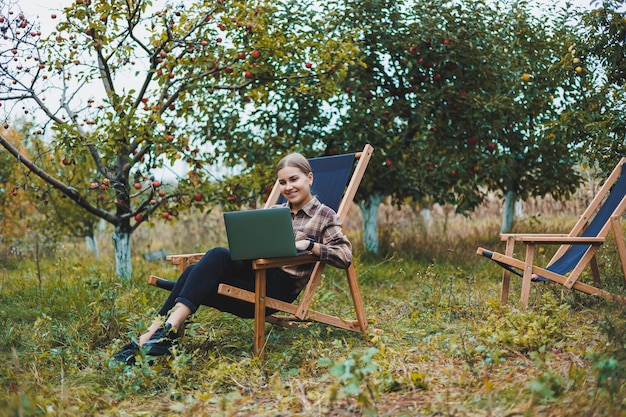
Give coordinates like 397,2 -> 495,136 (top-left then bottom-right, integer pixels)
277,165 -> 313,211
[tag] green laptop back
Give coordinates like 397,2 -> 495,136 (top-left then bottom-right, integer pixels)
223,207 -> 298,260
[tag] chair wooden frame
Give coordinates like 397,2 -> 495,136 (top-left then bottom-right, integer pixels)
148,144 -> 374,358
477,157 -> 626,308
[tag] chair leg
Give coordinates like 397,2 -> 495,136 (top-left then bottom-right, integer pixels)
610,217 -> 626,284
520,244 -> 536,309
346,264 -> 368,332
254,270 -> 267,359
501,236 -> 515,304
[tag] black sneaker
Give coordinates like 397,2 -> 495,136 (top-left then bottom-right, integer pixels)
113,341 -> 140,365
142,323 -> 180,356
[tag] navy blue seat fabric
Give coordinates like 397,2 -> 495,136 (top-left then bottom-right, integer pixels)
542,162 -> 626,278
278,153 -> 355,212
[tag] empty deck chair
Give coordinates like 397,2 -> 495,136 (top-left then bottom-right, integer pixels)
477,157 -> 626,308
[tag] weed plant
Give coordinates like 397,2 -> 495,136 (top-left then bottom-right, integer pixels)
1,204 -> 625,416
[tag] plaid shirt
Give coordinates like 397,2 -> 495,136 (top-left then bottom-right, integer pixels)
273,197 -> 352,292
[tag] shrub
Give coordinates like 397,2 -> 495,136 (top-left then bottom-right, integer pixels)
477,293 -> 572,353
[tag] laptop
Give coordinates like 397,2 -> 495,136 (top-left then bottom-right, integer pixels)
223,207 -> 299,260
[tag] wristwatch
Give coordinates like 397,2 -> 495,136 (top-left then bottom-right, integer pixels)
306,237 -> 315,251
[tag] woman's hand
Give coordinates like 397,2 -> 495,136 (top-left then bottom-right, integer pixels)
295,239 -> 312,252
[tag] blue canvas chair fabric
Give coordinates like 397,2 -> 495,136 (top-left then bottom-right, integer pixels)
477,157 -> 626,308
277,153 -> 355,213
148,145 -> 374,358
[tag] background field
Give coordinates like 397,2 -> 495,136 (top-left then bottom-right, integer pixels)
1,193 -> 625,416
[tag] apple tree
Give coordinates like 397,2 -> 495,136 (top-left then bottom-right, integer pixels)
0,0 -> 358,278
183,0 -> 586,252
552,0 -> 626,171
332,0 -> 584,244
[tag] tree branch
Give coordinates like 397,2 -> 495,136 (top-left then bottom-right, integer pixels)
0,133 -> 118,225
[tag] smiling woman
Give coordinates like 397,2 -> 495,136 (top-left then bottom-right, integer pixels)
113,151 -> 352,365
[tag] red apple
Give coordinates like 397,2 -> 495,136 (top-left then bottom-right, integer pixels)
133,182 -> 142,189
305,62 -> 313,68
194,193 -> 202,201
250,50 -> 260,58
244,70 -> 253,79
466,137 -> 477,146
134,214 -> 143,222
153,180 -> 161,187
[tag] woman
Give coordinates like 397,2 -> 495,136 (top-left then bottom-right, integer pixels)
114,152 -> 352,364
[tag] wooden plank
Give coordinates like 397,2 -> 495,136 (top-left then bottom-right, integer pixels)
254,270 -> 267,359
501,236 -> 515,304
217,284 -> 364,332
520,244 -> 536,308
294,262 -> 326,319
217,284 -> 299,314
252,254 -> 318,270
519,236 -> 604,244
345,264 -> 368,332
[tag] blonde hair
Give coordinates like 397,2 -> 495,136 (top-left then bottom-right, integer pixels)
275,153 -> 312,175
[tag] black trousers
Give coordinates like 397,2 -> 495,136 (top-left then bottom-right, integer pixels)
157,247 -> 299,318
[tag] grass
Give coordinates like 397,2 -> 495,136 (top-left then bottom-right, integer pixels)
1,204 -> 625,416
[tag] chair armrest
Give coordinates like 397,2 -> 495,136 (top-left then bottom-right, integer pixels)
166,253 -> 205,265
519,236 -> 605,244
500,233 -> 569,241
252,254 -> 319,270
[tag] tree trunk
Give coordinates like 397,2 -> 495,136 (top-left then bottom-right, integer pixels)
501,189 -> 517,233
85,234 -> 100,259
112,227 -> 132,280
359,193 -> 382,254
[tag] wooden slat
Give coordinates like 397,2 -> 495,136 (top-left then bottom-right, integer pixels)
520,244 -> 536,308
345,264 -> 368,331
488,250 -> 625,303
217,284 -> 364,332
251,254 -> 318,270
611,216 -> 626,283
254,270 -> 267,359
501,236 -> 515,304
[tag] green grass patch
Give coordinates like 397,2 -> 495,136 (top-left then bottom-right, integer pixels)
1,213 -> 625,416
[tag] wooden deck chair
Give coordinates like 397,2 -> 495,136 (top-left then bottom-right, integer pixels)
148,144 -> 374,358
477,157 -> 626,309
